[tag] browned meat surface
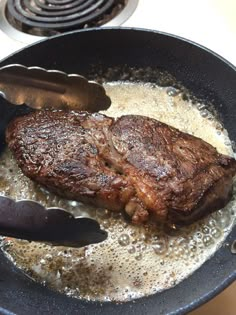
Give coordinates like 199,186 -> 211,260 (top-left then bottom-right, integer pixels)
6,110 -> 236,225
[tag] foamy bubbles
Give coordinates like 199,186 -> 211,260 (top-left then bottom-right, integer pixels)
152,242 -> 167,255
118,234 -> 130,246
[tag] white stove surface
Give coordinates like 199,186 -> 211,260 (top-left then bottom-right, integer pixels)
0,0 -> 235,66
124,0 -> 236,66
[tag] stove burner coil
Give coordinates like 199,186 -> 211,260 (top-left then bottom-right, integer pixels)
6,0 -> 128,36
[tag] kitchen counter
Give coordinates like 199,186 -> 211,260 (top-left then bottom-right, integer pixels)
190,282 -> 236,315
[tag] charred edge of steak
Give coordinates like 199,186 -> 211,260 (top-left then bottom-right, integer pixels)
167,175 -> 234,225
5,110 -> 236,226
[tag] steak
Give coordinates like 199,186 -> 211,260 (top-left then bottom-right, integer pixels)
6,110 -> 236,225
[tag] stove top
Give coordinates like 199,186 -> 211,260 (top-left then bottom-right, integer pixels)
5,0 -> 133,36
0,0 -> 235,67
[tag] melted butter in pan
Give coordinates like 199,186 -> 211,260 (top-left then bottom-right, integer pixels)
0,82 -> 235,302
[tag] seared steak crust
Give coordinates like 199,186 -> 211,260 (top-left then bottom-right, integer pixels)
6,110 -> 236,225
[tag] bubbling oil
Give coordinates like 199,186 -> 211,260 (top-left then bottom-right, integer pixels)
0,82 -> 235,302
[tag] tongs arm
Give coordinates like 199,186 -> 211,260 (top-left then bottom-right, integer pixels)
0,64 -> 111,112
0,196 -> 107,248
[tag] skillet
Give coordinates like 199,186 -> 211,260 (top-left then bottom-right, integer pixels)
0,27 -> 235,315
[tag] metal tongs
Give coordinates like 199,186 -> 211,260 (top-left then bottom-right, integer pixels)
0,196 -> 107,248
0,64 -> 111,247
0,64 -> 111,111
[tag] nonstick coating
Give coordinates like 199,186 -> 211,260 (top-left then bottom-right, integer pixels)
0,28 -> 235,315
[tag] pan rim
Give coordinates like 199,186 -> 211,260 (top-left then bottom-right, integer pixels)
0,27 -> 235,315
1,26 -> 236,72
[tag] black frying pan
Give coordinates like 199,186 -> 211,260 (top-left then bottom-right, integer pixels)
0,28 -> 235,315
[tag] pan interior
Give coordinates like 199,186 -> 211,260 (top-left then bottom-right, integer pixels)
0,67 -> 235,302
